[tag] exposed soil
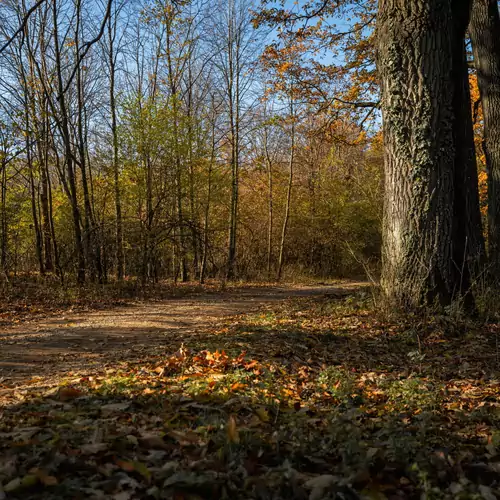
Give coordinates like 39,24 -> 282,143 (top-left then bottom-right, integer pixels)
0,282 -> 366,392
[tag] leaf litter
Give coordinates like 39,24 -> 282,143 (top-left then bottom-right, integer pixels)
0,285 -> 500,499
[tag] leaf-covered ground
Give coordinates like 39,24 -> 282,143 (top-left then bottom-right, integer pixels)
1,285 -> 500,499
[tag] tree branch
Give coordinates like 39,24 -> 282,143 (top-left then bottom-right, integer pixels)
0,0 -> 47,54
61,0 -> 113,95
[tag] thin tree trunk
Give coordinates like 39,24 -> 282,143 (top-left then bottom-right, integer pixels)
28,144 -> 44,275
226,0 -> 239,280
40,139 -> 53,272
53,0 -> 85,284
469,0 -> 500,279
186,58 -> 200,279
36,8 -> 54,273
21,84 -> 44,275
47,151 -> 63,283
75,0 -> 102,283
27,52 -> 53,273
165,18 -> 188,282
277,97 -> 294,281
450,0 -> 485,310
108,13 -> 124,281
1,160 -> 7,276
263,123 -> 274,280
200,105 -> 217,285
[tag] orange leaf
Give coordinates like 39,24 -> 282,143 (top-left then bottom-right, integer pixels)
230,382 -> 246,392
30,468 -> 58,486
116,459 -> 135,472
57,387 -> 83,401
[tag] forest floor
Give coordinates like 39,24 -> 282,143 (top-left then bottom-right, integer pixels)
0,282 -> 500,499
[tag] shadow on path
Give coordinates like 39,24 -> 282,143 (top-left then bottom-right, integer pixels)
0,283 -> 366,389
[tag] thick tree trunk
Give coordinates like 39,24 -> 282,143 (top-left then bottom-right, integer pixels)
378,0 -> 458,308
469,0 -> 500,278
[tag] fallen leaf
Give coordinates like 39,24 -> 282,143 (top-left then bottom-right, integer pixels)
116,459 -> 151,482
360,489 -> 388,500
113,492 -> 133,500
227,414 -> 240,444
168,430 -> 202,446
101,402 -> 130,415
139,434 -> 169,450
81,443 -> 108,455
230,382 -> 246,391
30,468 -> 58,486
3,475 -> 38,493
304,475 -> 338,500
163,471 -> 218,488
57,387 -> 83,401
255,407 -> 270,422
479,485 -> 497,500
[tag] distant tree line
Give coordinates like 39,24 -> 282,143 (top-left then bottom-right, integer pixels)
0,0 -> 382,285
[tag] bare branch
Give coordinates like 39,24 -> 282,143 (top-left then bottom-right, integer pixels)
0,0 -> 46,54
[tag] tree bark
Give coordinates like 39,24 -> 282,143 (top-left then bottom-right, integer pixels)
200,105 -> 217,285
226,0 -> 240,281
54,4 -> 85,284
108,12 -> 124,281
450,0 -> 485,309
75,0 -> 103,283
263,123 -> 274,280
378,0 -> 458,308
277,97 -> 295,282
0,160 -> 7,276
469,0 -> 500,278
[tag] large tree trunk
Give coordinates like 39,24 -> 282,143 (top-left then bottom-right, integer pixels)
378,0 -> 458,308
469,0 -> 500,278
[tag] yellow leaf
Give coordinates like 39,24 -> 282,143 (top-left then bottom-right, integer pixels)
255,407 -> 270,422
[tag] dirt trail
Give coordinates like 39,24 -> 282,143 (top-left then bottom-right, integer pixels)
0,283 -> 364,390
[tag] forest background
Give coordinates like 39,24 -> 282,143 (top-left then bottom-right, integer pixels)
0,0 -> 386,292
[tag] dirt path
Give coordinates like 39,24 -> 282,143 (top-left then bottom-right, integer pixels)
0,283 -> 364,391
